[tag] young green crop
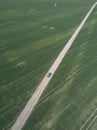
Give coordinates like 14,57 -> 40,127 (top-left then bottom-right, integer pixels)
0,0 -> 97,130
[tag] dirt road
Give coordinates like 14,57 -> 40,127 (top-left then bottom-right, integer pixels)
11,2 -> 97,130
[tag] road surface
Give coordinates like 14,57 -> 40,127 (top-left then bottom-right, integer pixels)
11,2 -> 97,130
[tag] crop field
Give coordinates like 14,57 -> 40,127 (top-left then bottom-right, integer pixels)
0,0 -> 97,130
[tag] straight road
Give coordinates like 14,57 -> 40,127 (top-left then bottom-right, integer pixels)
11,2 -> 97,130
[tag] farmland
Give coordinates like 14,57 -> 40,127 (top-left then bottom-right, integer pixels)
0,0 -> 97,130
23,3 -> 97,130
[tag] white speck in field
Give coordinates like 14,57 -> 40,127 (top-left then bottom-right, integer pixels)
30,9 -> 35,12
9,58 -> 14,61
42,25 -> 48,28
54,3 -> 57,7
55,38 -> 60,41
18,98 -> 22,102
9,57 -> 20,61
26,9 -> 36,15
11,99 -> 14,102
29,9 -> 36,13
27,91 -> 30,94
9,82 -> 13,85
16,61 -> 27,67
49,27 -> 55,30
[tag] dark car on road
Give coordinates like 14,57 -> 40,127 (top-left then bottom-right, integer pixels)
47,72 -> 52,78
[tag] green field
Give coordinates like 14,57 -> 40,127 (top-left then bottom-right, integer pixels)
0,0 -> 97,130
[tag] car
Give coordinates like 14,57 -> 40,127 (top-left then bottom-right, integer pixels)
47,72 -> 52,78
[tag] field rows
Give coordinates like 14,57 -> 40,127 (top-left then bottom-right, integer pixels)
0,0 -> 97,130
